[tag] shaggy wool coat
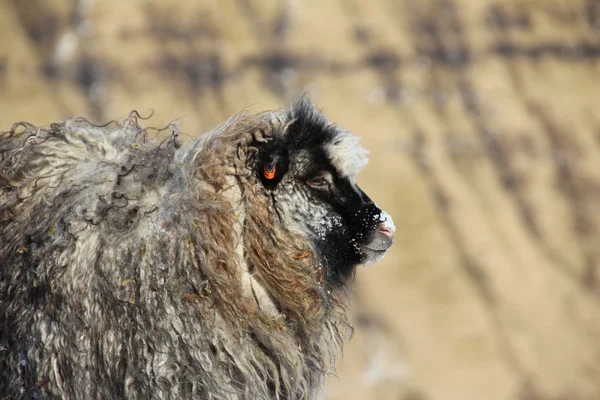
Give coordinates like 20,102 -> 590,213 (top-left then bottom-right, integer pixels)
0,99 -> 392,399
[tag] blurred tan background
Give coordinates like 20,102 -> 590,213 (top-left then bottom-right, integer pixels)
2,0 -> 600,399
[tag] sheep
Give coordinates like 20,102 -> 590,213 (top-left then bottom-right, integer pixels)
0,97 -> 395,400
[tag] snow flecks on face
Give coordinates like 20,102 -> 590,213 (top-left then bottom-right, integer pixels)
311,213 -> 343,240
349,236 -> 361,252
325,130 -> 369,178
275,185 -> 343,243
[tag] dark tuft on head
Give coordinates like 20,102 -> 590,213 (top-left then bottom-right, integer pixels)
284,96 -> 337,151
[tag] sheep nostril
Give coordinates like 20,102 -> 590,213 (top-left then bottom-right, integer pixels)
378,223 -> 394,239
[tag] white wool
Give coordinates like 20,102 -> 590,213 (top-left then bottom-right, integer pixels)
325,130 -> 369,178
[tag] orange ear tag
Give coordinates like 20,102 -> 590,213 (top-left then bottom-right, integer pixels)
264,163 -> 276,179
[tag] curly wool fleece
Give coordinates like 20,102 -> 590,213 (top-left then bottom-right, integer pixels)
0,100 -> 389,399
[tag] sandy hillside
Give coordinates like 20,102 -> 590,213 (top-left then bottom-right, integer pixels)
1,1 -> 600,399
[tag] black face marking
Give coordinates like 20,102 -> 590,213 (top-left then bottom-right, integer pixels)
310,174 -> 384,286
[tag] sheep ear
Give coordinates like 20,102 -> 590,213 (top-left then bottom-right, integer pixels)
259,147 -> 289,189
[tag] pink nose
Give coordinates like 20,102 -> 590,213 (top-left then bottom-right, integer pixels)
378,223 -> 394,239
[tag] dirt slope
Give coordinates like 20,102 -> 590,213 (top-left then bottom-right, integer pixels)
1,1 -> 600,399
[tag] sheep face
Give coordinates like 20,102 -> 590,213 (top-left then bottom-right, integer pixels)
255,99 -> 395,285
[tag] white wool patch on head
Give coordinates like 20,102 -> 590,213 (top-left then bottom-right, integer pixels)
325,130 -> 369,178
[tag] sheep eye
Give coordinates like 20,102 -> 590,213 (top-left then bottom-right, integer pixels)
306,175 -> 329,189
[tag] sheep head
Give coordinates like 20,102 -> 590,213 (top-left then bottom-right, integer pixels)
251,98 -> 395,285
